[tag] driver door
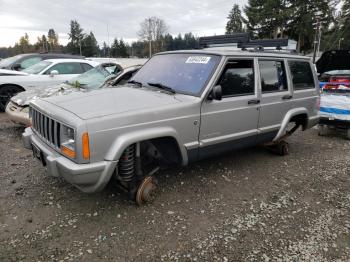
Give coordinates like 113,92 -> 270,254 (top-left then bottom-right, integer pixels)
199,58 -> 260,159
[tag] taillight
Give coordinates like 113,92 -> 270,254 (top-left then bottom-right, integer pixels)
330,76 -> 350,83
316,96 -> 321,111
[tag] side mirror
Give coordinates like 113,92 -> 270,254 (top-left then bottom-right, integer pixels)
12,63 -> 22,71
50,70 -> 59,77
208,85 -> 222,101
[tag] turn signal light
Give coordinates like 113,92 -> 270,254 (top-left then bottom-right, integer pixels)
82,132 -> 90,160
61,145 -> 76,158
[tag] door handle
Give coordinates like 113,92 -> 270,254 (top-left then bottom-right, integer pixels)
282,95 -> 293,100
248,99 -> 260,105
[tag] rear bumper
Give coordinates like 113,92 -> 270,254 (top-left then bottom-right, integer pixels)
22,128 -> 118,193
319,117 -> 350,129
307,115 -> 320,129
5,102 -> 30,126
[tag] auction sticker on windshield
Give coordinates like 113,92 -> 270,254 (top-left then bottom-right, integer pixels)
185,56 -> 211,64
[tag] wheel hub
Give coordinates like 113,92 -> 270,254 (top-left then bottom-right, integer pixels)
136,176 -> 157,205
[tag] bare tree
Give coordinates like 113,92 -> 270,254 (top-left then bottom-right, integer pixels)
138,16 -> 168,57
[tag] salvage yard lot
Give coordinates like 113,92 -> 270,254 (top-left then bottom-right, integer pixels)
0,112 -> 350,261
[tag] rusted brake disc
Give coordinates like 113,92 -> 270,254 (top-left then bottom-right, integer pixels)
136,176 -> 157,205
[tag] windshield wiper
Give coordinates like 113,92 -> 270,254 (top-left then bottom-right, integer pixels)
128,80 -> 143,87
147,82 -> 176,94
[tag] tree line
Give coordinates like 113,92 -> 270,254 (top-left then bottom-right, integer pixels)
1,0 -> 349,59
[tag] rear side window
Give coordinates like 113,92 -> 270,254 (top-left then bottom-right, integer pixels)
288,61 -> 315,89
259,60 -> 288,93
81,63 -> 93,72
45,62 -> 84,74
218,60 -> 255,97
20,57 -> 42,69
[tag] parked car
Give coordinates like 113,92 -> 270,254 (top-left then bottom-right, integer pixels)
0,53 -> 84,71
6,64 -> 141,126
0,59 -> 99,111
317,50 -> 350,88
23,49 -> 319,205
316,50 -> 350,139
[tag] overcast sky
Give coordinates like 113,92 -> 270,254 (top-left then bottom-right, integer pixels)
0,0 -> 248,47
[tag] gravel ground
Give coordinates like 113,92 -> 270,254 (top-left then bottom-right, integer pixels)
0,112 -> 350,261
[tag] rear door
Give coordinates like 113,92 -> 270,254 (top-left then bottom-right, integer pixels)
199,58 -> 260,159
256,58 -> 292,143
42,62 -> 85,83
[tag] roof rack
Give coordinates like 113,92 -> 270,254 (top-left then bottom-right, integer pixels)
199,35 -> 298,54
199,33 -> 250,48
238,39 -> 289,52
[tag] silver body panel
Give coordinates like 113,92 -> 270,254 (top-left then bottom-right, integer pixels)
23,50 -> 320,193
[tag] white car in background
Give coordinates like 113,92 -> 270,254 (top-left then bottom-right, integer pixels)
6,64 -> 142,126
0,59 -> 99,111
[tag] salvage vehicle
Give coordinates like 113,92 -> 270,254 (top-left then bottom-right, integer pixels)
316,50 -> 350,139
0,59 -> 99,111
23,37 -> 319,205
6,64 -> 141,126
0,53 -> 84,71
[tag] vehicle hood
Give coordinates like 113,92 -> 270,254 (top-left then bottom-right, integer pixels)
316,50 -> 350,74
0,69 -> 29,76
40,86 -> 185,120
11,83 -> 83,106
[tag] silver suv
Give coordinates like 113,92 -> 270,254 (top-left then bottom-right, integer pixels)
23,49 -> 319,204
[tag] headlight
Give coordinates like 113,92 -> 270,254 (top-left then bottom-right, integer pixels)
60,125 -> 76,158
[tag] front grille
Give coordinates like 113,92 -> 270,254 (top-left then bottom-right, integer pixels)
31,107 -> 61,148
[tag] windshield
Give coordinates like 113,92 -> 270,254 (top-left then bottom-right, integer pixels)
23,60 -> 52,74
131,53 -> 221,96
0,54 -> 25,68
67,64 -> 118,90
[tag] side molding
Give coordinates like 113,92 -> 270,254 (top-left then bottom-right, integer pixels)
104,127 -> 188,165
273,108 -> 308,141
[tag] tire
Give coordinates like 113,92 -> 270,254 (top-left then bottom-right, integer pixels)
318,125 -> 329,136
277,141 -> 289,156
0,85 -> 24,112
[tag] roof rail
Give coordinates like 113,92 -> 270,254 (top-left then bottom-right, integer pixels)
199,33 -> 250,48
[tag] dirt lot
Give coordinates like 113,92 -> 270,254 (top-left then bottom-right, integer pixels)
0,112 -> 350,261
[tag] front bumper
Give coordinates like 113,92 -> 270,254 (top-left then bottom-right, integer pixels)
5,101 -> 31,126
22,128 -> 118,193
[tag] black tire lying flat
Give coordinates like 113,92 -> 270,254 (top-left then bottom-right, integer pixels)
318,125 -> 329,136
0,85 -> 24,112
277,141 -> 289,156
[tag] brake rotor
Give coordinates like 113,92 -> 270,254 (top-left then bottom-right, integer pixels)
136,176 -> 157,205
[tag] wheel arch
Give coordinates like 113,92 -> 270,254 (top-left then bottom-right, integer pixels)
104,127 -> 188,166
0,83 -> 26,92
273,108 -> 309,141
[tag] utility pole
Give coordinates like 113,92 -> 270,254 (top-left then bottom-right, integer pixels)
317,24 -> 322,59
107,23 -> 111,58
79,39 -> 82,56
148,18 -> 152,58
312,17 -> 321,64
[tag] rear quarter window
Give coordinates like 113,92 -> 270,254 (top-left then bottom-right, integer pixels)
288,61 -> 315,90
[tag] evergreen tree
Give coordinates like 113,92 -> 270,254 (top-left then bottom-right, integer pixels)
336,0 -> 350,49
81,31 -> 99,57
286,0 -> 336,52
226,4 -> 244,34
67,20 -> 84,54
47,29 -> 59,51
